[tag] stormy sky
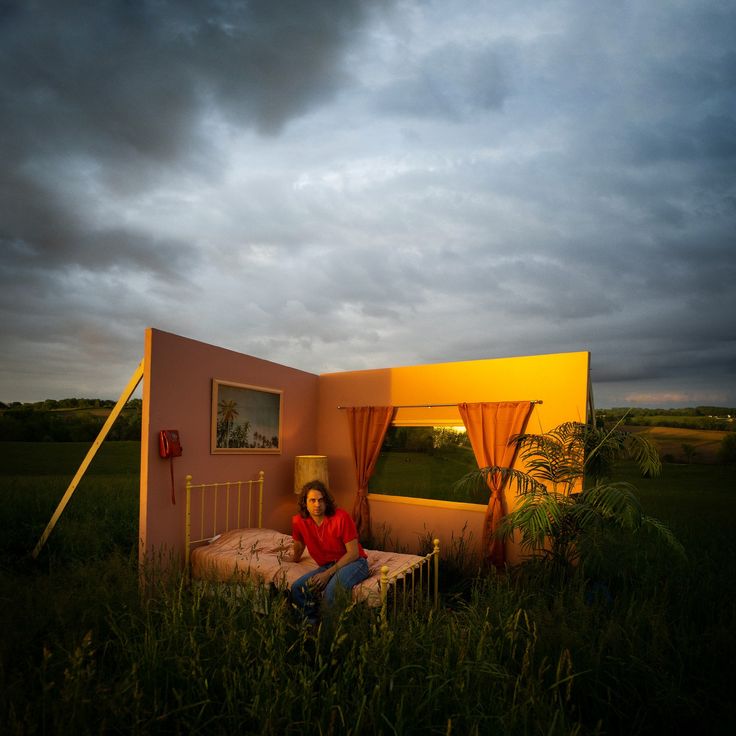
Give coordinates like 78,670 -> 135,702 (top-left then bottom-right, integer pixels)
1,0 -> 734,408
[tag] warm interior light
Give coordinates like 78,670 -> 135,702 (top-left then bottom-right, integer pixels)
294,455 -> 329,494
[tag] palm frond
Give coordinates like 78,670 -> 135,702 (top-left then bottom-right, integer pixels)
452,465 -> 547,501
496,490 -> 570,551
640,515 -> 687,558
582,413 -> 662,480
581,481 -> 643,526
623,433 -> 663,477
513,426 -> 584,487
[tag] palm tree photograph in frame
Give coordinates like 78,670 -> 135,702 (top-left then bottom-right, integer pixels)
213,380 -> 282,452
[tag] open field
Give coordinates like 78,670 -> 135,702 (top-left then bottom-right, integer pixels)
0,442 -> 734,734
622,424 -> 727,463
2,440 -> 141,476
0,442 -> 140,561
369,426 -> 732,502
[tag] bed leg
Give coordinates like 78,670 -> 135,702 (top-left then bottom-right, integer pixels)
380,564 -> 390,628
433,538 -> 440,610
257,470 -> 264,529
185,475 -> 193,576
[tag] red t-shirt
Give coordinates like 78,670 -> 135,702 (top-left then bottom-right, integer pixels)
292,508 -> 367,567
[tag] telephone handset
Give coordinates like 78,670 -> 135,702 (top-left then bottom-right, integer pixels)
159,429 -> 183,459
158,430 -> 183,504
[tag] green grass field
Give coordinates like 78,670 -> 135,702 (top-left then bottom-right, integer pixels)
369,445 -> 483,501
0,442 -> 734,734
0,440 -> 141,476
0,442 -> 140,562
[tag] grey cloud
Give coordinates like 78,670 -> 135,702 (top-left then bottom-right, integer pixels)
1,0 -> 735,407
0,0 -> 389,396
1,0 -> 373,152
0,205 -> 201,284
0,0 -> 384,277
591,339 -> 736,386
375,41 -> 510,120
628,114 -> 736,166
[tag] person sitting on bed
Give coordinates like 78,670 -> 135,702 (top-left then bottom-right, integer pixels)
288,479 -> 370,626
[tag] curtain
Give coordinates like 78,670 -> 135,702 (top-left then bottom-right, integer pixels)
458,401 -> 533,569
345,406 -> 394,539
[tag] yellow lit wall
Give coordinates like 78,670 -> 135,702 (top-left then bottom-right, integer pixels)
316,352 -> 590,562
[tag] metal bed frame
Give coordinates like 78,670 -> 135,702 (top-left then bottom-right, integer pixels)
184,472 -> 439,623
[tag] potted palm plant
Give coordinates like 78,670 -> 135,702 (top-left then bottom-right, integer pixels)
456,420 -> 684,574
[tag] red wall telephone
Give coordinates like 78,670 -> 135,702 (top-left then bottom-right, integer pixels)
159,430 -> 182,504
159,429 -> 183,459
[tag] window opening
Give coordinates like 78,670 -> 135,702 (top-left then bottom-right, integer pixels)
368,425 -> 487,504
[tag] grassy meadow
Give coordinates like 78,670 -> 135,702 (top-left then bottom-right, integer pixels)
622,425 -> 727,464
0,441 -> 734,734
369,444 -> 480,502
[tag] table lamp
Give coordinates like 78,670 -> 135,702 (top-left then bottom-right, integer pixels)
294,455 -> 329,495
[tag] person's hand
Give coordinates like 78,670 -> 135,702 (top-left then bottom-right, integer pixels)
309,569 -> 333,591
288,540 -> 304,564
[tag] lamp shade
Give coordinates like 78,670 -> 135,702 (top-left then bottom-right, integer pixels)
294,455 -> 329,495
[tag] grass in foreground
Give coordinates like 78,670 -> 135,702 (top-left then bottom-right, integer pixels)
0,444 -> 734,734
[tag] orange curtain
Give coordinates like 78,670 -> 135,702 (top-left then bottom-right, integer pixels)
458,401 -> 533,569
345,406 -> 394,539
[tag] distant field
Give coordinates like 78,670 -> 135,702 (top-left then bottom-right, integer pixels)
0,442 -> 140,560
0,441 -> 140,476
613,460 -> 734,547
46,407 -> 113,417
622,425 -> 727,463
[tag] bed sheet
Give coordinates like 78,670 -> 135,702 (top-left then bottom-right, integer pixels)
190,527 -> 426,606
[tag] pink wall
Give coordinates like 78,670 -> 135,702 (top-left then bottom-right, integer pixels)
139,329 -> 319,562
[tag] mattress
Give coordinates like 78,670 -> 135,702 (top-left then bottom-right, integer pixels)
190,527 -> 426,606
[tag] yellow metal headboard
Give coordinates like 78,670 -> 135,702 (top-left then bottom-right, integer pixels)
184,471 -> 264,569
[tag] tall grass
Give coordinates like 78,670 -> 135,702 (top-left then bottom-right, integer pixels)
0,444 -> 734,734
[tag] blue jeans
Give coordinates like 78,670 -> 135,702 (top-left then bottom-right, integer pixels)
291,557 -> 370,623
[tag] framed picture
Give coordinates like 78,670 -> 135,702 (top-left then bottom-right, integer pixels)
211,379 -> 282,454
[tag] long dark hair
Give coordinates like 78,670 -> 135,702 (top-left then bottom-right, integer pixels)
297,479 -> 337,518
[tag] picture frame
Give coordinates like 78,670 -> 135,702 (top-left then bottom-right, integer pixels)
211,379 -> 282,454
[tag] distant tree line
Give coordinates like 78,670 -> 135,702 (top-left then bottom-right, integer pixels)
382,426 -> 471,455
0,399 -> 141,441
599,406 -> 735,432
0,398 -> 118,411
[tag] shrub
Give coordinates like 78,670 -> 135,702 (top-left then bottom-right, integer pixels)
717,433 -> 736,464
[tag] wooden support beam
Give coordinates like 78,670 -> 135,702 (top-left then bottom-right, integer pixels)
31,359 -> 145,559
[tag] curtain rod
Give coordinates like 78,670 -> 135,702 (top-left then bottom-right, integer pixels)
337,400 -> 543,409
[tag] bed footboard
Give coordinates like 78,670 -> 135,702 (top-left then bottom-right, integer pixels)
379,538 -> 440,625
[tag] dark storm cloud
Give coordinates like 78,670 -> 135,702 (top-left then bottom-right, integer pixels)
0,0 -> 390,400
2,0 -> 369,150
0,0 -> 376,274
0,167 -> 197,276
1,0 -> 734,407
